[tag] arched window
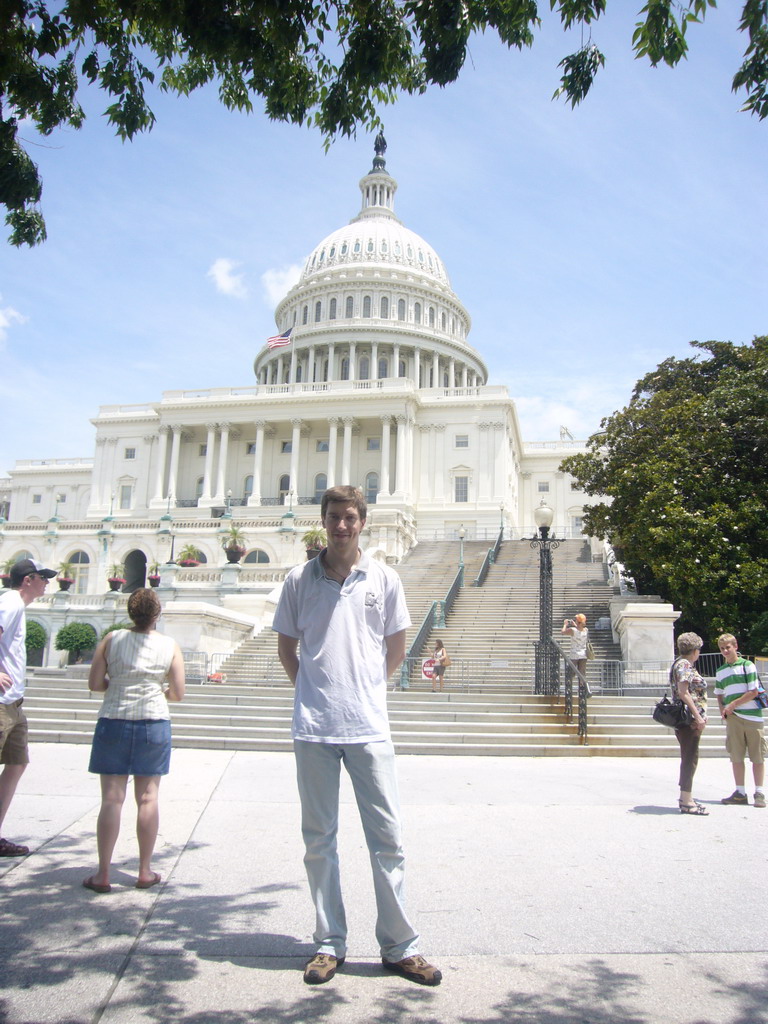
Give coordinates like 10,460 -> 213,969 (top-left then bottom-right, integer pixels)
397,299 -> 406,321
69,549 -> 90,594
329,298 -> 337,320
366,238 -> 374,253
345,296 -> 354,317
365,472 -> 379,504
314,301 -> 322,322
414,302 -> 422,324
244,549 -> 270,563
359,356 -> 370,380
296,364 -> 303,382
441,311 -> 447,330
380,296 -> 389,318
279,475 -> 290,502
340,357 -> 349,381
341,241 -> 348,255
443,369 -> 450,386
428,306 -> 435,327
378,357 -> 388,379
353,239 -> 361,253
362,296 -> 372,318
314,473 -> 327,504
302,305 -> 308,325
195,476 -> 204,498
322,359 -> 329,382
398,359 -> 406,377
244,475 -> 253,501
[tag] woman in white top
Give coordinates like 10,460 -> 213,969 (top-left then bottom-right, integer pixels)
562,613 -> 589,689
83,588 -> 185,894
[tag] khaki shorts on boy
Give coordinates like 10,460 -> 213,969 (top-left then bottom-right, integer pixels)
725,714 -> 767,764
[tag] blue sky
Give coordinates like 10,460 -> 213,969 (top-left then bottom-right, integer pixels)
0,4 -> 765,476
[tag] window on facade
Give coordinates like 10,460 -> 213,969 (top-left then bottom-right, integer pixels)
397,299 -> 406,321
378,357 -> 388,379
124,447 -> 136,460
380,296 -> 389,318
315,301 -> 322,322
246,442 -> 256,455
345,296 -> 354,317
571,516 -> 584,537
329,298 -> 337,319
199,444 -> 207,457
366,437 -> 381,451
414,302 -> 421,324
119,485 -> 132,509
443,370 -> 450,386
394,241 -> 401,256
429,306 -> 435,327
32,494 -> 42,504
281,441 -> 292,454
455,476 -> 469,503
381,240 -> 388,253
341,242 -> 348,255
441,311 -> 447,330
316,440 -> 329,452
366,239 -> 374,252
195,477 -> 204,498
341,358 -> 349,380
365,472 -> 379,504
314,473 -> 327,503
244,549 -> 270,563
58,493 -> 67,503
362,296 -> 372,318
244,475 -> 253,500
301,305 -> 308,325
353,240 -> 361,253
455,435 -> 469,448
296,365 -> 303,382
538,481 -> 550,493
398,359 -> 406,377
279,475 -> 290,502
359,356 -> 370,380
70,549 -> 90,594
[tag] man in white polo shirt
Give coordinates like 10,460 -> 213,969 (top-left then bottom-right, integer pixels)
274,486 -> 441,987
0,558 -> 57,856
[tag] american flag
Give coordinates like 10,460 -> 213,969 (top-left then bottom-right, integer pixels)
266,328 -> 293,349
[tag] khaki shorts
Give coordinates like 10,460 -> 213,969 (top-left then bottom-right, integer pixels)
0,700 -> 29,766
725,714 -> 767,764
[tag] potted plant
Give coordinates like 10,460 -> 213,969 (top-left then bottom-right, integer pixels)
147,562 -> 161,587
107,563 -> 126,591
221,524 -> 247,563
1,557 -> 15,588
302,527 -> 327,559
57,560 -> 75,591
177,544 -> 202,567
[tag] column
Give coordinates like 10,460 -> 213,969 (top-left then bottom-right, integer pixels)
393,343 -> 400,379
434,423 -> 446,500
167,425 -> 183,502
478,423 -> 491,500
289,418 -> 302,499
462,365 -> 469,387
394,414 -> 407,494
432,351 -> 440,387
142,435 -> 156,508
418,425 -> 431,499
328,342 -> 336,382
151,426 -> 170,504
380,415 -> 391,495
308,345 -> 316,384
290,345 -> 297,384
449,359 -> 456,388
200,423 -> 217,501
494,422 -> 506,504
348,342 -> 357,382
341,416 -> 354,483
371,341 -> 379,380
247,420 -> 266,506
277,354 -> 285,384
327,418 -> 339,487
214,422 -> 231,500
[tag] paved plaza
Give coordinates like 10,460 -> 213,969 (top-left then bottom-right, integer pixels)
2,743 -> 767,1024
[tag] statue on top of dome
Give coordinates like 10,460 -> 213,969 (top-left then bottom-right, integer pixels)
371,132 -> 387,171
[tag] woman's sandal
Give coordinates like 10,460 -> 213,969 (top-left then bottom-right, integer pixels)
679,802 -> 709,815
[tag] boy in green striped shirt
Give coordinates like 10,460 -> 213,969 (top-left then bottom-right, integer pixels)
715,633 -> 767,808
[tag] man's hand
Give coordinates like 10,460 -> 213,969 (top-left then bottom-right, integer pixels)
0,672 -> 14,693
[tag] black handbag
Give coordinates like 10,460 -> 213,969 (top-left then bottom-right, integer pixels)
652,695 -> 693,729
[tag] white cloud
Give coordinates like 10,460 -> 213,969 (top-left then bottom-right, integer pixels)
0,301 -> 27,346
261,264 -> 303,308
207,258 -> 248,299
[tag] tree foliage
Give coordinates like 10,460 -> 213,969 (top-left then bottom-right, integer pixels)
54,620 -> 97,654
561,337 -> 768,648
2,1 -> 767,245
25,618 -> 47,652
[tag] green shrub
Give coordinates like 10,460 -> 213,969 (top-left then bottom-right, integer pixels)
25,620 -> 47,653
55,622 -> 98,657
100,622 -> 131,639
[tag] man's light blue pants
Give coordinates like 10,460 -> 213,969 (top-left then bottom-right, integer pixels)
294,739 -> 420,962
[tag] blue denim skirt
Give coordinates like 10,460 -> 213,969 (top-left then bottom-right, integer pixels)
88,717 -> 172,776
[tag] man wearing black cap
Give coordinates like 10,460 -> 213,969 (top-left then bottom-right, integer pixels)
0,559 -> 57,856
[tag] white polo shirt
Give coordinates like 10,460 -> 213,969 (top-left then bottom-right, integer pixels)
0,590 -> 27,704
273,551 -> 411,743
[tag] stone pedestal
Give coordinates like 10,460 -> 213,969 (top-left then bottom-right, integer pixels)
611,598 -> 680,690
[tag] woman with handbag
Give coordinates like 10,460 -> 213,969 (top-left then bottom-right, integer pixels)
671,632 -> 709,815
432,640 -> 448,692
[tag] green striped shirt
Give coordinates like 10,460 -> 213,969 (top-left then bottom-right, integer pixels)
715,657 -> 763,721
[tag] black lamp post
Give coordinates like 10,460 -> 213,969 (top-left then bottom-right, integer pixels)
531,500 -> 560,695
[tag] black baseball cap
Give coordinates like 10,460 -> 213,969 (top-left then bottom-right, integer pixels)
9,559 -> 58,586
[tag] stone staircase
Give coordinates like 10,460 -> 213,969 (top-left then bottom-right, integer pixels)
22,671 -> 727,757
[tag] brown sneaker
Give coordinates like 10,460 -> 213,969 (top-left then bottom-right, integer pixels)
303,953 -> 344,985
754,792 -> 766,808
383,954 -> 442,986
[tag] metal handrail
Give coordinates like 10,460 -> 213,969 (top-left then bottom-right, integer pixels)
472,525 -> 504,587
